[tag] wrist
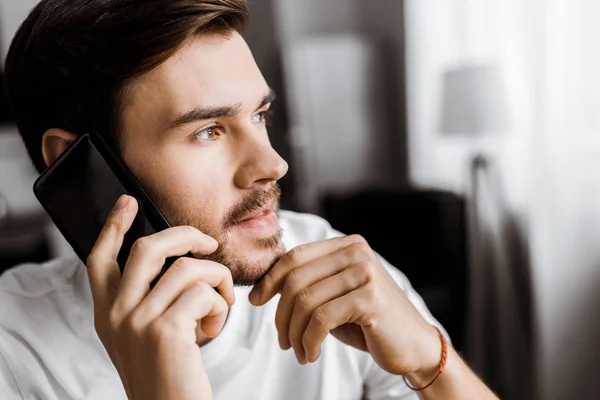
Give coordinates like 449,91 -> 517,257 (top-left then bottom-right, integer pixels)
404,325 -> 448,390
409,325 -> 441,377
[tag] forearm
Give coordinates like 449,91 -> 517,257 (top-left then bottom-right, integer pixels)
406,347 -> 499,400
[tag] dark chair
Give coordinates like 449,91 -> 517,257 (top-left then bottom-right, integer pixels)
323,187 -> 468,353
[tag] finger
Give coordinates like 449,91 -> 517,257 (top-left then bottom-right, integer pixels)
87,195 -> 138,314
134,258 -> 234,324
274,247 -> 370,351
160,281 -> 229,340
196,305 -> 229,341
302,289 -> 365,363
252,235 -> 368,305
115,226 -> 219,317
288,262 -> 371,363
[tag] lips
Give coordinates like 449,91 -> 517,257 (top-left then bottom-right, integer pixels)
236,201 -> 275,224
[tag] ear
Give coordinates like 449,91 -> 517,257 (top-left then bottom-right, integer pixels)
41,129 -> 78,168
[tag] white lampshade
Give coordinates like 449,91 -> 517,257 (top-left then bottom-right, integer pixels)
439,63 -> 511,135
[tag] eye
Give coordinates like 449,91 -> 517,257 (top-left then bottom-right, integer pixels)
193,125 -> 219,141
252,110 -> 273,125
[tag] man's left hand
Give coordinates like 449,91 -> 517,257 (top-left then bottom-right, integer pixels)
249,235 -> 442,377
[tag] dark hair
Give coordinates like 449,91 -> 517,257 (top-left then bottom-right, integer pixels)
4,0 -> 249,173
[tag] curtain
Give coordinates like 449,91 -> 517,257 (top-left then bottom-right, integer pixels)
404,1 -> 600,399
468,155 -> 533,399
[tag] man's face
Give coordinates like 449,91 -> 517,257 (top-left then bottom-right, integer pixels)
119,31 -> 288,286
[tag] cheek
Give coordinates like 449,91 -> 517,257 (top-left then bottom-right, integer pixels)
163,149 -> 230,202
123,144 -> 231,226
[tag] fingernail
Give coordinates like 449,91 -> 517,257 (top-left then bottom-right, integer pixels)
306,351 -> 313,363
114,195 -> 129,211
249,287 -> 260,304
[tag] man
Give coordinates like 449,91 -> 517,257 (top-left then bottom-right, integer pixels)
0,0 -> 497,399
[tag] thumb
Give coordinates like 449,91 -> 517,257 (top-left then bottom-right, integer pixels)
86,195 -> 138,314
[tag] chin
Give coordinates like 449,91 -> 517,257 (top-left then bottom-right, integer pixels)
215,231 -> 285,287
233,244 -> 284,287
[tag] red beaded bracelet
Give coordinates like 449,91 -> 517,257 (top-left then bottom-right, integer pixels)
403,327 -> 448,391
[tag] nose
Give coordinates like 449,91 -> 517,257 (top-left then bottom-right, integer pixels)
233,133 -> 289,189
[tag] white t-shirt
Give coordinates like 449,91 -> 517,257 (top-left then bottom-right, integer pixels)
0,210 -> 447,400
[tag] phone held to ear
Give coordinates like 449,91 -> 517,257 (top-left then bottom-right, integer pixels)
33,133 -> 180,287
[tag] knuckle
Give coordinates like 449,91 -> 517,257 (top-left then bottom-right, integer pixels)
131,237 -> 152,255
348,234 -> 367,245
355,239 -> 371,253
356,261 -> 375,282
345,244 -> 360,261
147,319 -> 171,342
283,269 -> 303,292
190,281 -> 209,296
345,242 -> 364,260
296,289 -> 312,311
261,269 -> 275,288
103,214 -> 122,232
362,313 -> 379,329
313,306 -> 329,325
278,252 -> 292,267
108,309 -> 122,332
170,257 -> 193,274
347,240 -> 372,261
364,282 -> 382,307
286,245 -> 305,264
148,317 -> 188,343
123,312 -> 146,336
257,271 -> 276,298
87,248 -> 113,269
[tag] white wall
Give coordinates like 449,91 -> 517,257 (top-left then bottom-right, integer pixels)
0,0 -> 39,62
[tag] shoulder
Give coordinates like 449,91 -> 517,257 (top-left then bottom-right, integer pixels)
0,256 -> 81,299
0,256 -> 83,332
0,257 -> 112,398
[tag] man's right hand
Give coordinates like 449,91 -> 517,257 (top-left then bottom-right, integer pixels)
86,195 -> 234,400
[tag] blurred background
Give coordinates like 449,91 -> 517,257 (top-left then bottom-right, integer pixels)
1,0 -> 600,399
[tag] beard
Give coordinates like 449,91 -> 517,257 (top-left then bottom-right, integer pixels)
153,183 -> 285,286
204,227 -> 283,287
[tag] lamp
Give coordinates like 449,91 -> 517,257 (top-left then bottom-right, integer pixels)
438,62 -> 511,190
439,63 -> 510,136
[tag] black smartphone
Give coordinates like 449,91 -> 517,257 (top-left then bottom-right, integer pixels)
33,133 -> 179,286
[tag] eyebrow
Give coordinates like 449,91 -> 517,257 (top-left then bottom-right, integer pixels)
167,88 -> 277,130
